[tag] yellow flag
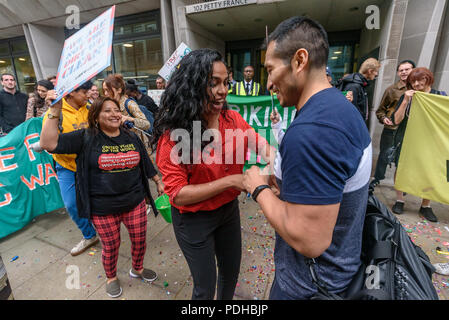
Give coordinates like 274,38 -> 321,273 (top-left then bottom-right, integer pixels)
395,91 -> 449,205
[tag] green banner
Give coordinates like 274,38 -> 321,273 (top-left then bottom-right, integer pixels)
226,94 -> 296,169
0,118 -> 64,239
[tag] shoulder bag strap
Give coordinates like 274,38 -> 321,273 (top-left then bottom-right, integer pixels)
124,98 -> 134,117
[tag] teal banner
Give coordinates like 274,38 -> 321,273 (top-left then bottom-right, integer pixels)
226,94 -> 296,168
0,118 -> 64,239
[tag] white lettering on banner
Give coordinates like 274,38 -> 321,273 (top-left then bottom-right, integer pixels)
249,106 -> 262,127
185,0 -> 257,14
0,182 -> 12,207
0,147 -> 17,172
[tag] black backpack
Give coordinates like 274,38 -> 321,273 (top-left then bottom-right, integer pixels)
307,193 -> 438,300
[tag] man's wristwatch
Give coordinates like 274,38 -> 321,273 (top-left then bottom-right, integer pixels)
48,112 -> 59,119
251,184 -> 271,202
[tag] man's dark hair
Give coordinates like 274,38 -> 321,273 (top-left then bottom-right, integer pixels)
266,16 -> 329,70
397,60 -> 416,71
1,73 -> 15,81
74,80 -> 93,92
126,79 -> 139,93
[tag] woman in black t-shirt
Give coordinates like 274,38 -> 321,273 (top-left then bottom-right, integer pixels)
40,94 -> 164,298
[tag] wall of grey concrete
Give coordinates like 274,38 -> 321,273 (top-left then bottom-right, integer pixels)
23,24 -> 65,80
161,0 -> 177,61
171,0 -> 225,54
368,0 -> 408,133
398,0 -> 447,69
358,0 -> 408,143
433,3 -> 449,93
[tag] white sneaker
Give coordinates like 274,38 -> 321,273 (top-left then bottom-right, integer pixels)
433,263 -> 449,275
70,236 -> 99,256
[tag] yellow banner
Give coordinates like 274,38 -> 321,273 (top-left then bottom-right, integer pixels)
395,91 -> 449,205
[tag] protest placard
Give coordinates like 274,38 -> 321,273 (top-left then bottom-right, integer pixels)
158,42 -> 192,82
54,6 -> 115,102
148,89 -> 165,106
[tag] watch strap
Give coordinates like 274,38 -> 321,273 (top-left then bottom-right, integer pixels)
251,184 -> 270,202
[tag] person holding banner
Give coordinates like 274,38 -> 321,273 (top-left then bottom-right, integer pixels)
42,80 -> 99,257
152,49 -> 274,300
243,16 -> 372,300
369,60 -> 415,191
40,94 -> 161,298
390,67 -> 446,222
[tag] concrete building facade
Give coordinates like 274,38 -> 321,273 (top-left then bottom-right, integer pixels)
0,0 -> 448,156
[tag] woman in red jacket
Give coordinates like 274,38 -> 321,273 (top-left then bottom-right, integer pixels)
152,49 -> 274,300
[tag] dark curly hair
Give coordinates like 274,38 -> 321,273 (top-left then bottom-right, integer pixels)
151,48 -> 229,154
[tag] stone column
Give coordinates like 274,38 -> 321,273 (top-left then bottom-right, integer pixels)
433,2 -> 449,93
368,0 -> 408,166
23,23 -> 65,80
398,0 -> 447,69
161,0 -> 177,62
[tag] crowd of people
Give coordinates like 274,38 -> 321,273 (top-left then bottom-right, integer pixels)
1,14 -> 448,300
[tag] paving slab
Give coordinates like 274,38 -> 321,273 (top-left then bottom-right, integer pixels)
31,209 -> 68,230
1,173 -> 448,300
235,230 -> 275,300
117,211 -> 171,259
142,224 -> 190,294
0,224 -> 46,254
87,259 -> 173,300
35,215 -> 94,253
11,251 -> 129,300
1,238 -> 67,290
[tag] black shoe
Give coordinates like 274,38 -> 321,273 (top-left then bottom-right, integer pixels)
392,201 -> 404,214
369,179 -> 380,190
419,207 -> 438,222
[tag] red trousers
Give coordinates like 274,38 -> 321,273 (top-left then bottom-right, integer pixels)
91,200 -> 147,279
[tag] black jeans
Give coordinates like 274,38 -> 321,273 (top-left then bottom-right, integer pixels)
171,199 -> 242,300
373,128 -> 396,181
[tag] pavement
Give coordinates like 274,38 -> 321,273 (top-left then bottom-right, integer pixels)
1,165 -> 449,300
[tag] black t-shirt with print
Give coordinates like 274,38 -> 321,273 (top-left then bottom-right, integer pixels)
88,130 -> 145,215
52,128 -> 145,215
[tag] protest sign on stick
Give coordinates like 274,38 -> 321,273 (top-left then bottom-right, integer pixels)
54,5 -> 116,103
158,42 -> 192,82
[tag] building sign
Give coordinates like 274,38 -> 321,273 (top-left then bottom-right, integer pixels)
185,0 -> 257,14
54,6 -> 115,103
158,42 -> 192,82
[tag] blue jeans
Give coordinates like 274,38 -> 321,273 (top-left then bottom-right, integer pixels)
55,163 -> 96,240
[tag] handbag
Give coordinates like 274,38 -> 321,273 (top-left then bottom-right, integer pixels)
384,141 -> 400,167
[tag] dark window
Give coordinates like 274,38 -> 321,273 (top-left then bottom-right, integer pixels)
0,37 -> 36,94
